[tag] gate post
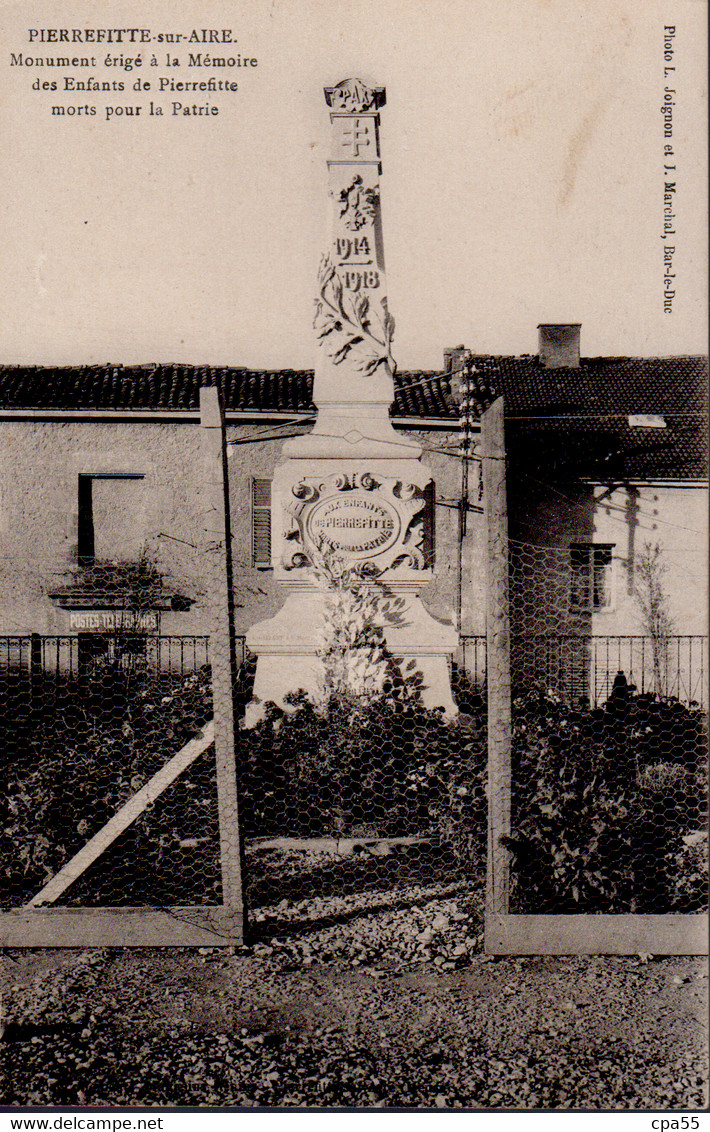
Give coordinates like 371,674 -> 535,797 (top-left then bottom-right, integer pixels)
482,396 -> 512,939
200,385 -> 246,943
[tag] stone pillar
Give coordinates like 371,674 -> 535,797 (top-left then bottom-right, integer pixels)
245,78 -> 457,724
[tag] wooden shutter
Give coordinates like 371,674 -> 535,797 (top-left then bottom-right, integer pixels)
592,546 -> 613,609
251,478 -> 272,568
570,545 -> 591,610
422,481 -> 435,568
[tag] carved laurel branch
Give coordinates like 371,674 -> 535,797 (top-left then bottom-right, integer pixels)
313,254 -> 395,376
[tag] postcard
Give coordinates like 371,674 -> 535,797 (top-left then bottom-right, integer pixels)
1,0 -> 707,1115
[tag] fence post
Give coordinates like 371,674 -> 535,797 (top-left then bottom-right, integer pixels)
27,632 -> 44,719
200,386 -> 246,944
29,633 -> 42,679
482,396 -> 512,931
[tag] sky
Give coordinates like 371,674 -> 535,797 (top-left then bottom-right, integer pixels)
1,0 -> 707,369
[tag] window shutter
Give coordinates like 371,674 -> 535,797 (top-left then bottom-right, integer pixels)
570,545 -> 591,610
422,481 -> 435,568
251,478 -> 272,568
592,547 -> 613,609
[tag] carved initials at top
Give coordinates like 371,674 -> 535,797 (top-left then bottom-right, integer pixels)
324,78 -> 386,114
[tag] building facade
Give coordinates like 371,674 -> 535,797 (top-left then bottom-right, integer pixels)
0,325 -> 706,704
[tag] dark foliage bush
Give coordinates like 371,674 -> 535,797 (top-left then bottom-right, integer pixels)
3,658 -> 706,914
504,686 -> 708,913
237,691 -> 487,861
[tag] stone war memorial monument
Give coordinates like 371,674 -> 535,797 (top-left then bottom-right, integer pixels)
245,78 -> 458,721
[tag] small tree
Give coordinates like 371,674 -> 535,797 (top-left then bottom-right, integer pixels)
634,541 -> 676,697
309,547 -> 404,707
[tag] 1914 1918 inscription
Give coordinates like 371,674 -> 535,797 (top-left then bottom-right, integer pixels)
306,491 -> 400,558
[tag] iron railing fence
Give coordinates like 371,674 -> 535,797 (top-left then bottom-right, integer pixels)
458,634 -> 707,709
459,634 -> 707,710
0,634 -> 215,679
510,633 -> 707,710
0,633 -> 706,709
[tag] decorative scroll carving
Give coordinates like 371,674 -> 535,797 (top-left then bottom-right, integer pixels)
314,253 -> 395,376
394,481 -> 417,500
292,482 -> 317,501
324,78 -> 385,114
338,176 -> 378,231
281,472 -> 428,572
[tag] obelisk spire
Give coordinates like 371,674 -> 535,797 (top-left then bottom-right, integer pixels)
284,78 -> 420,458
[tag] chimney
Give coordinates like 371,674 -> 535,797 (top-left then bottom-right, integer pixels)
443,345 -> 467,374
443,345 -> 470,399
538,323 -> 581,368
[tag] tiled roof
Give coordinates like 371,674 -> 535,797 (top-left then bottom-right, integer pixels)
0,356 -> 706,478
0,365 -> 315,414
489,355 -> 708,480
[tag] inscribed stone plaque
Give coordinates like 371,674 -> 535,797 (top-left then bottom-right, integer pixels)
305,490 -> 400,560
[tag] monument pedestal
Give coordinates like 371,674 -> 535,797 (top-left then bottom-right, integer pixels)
245,588 -> 458,726
245,453 -> 458,723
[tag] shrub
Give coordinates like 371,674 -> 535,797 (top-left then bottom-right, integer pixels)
503,686 -> 708,913
5,639 -> 705,916
234,546 -> 489,860
237,689 -> 487,858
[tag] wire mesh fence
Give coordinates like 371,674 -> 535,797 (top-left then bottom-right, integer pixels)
237,632 -> 491,945
1,633 -> 249,914
240,678 -> 488,934
2,629 -> 706,938
1,630 -> 491,945
502,539 -> 709,918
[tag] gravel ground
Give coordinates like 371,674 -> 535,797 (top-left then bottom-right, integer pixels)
2,869 -> 708,1110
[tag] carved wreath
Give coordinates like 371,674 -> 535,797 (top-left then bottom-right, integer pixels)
314,254 -> 395,376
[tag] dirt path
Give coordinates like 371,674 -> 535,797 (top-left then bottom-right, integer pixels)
3,900 -> 707,1109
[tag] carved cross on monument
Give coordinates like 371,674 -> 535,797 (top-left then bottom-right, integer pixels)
245,79 -> 458,724
338,121 -> 373,157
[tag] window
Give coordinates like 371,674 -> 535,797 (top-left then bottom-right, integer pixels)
570,544 -> 614,611
77,473 -> 146,566
251,478 -> 272,568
